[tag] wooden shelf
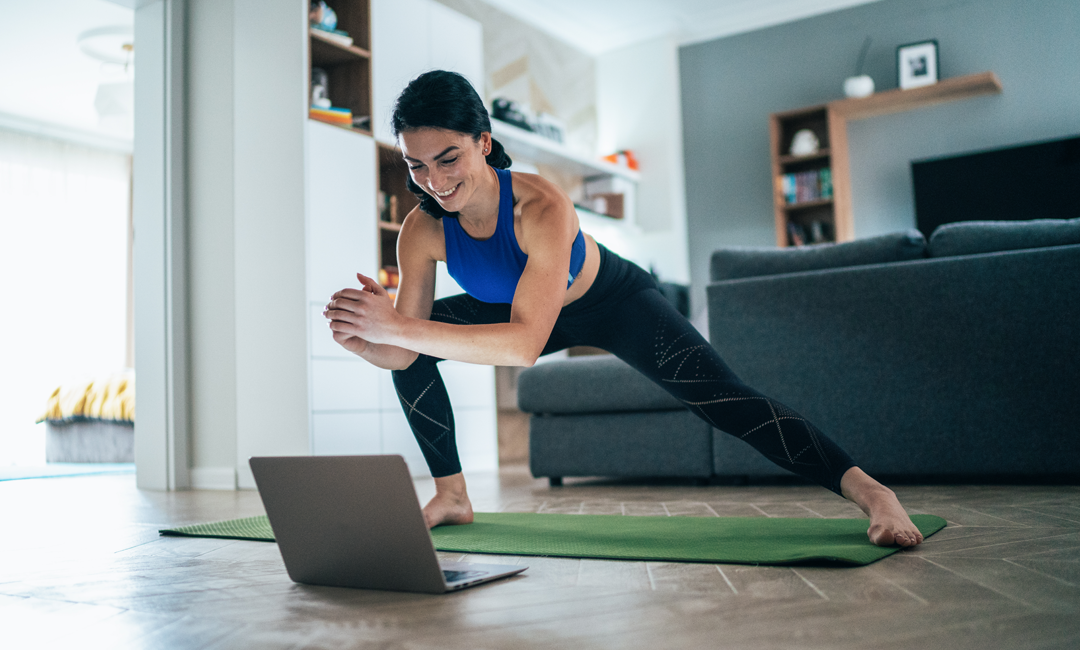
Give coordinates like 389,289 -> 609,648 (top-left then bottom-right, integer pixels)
784,198 -> 834,211
306,118 -> 371,137
778,149 -> 831,165
490,119 -> 640,182
770,71 -> 1003,247
310,29 -> 371,65
378,221 -> 402,232
831,71 -> 1002,121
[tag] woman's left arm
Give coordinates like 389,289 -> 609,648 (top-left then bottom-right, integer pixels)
331,177 -> 576,367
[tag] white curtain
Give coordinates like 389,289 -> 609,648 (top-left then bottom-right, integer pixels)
0,128 -> 130,465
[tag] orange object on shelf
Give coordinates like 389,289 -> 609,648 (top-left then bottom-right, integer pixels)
602,150 -> 638,170
378,265 -> 399,289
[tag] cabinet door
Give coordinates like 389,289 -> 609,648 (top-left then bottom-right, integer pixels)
305,120 -> 377,302
427,2 -> 483,94
371,0 -> 432,145
313,412 -> 381,456
381,410 -> 432,477
311,358 -> 381,411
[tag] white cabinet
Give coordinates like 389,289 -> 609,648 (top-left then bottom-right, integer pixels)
305,120 -> 379,301
306,4 -> 496,478
371,0 -> 484,145
305,119 -> 386,462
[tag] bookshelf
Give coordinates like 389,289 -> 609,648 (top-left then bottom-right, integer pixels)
376,142 -> 419,294
303,0 -> 496,478
771,71 -> 1003,247
770,105 -> 834,246
307,3 -> 409,290
308,1 -> 372,135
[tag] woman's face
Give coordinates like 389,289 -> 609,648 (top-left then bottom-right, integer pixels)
400,127 -> 492,213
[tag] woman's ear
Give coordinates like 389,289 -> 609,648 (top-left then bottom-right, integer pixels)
480,131 -> 492,156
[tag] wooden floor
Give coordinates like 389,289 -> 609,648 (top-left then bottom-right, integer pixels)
1,466 -> 1079,649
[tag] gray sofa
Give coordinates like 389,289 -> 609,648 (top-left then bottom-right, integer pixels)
518,218 -> 1080,485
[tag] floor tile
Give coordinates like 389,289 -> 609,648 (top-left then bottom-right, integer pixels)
3,471 -> 1079,648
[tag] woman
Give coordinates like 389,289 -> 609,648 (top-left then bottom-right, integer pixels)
324,71 -> 923,547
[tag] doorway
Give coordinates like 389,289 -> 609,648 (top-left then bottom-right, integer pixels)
0,0 -> 135,475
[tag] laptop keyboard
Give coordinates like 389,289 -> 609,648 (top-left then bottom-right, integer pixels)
443,569 -> 489,582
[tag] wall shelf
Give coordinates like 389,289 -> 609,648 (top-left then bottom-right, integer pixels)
310,29 -> 371,65
491,119 -> 640,183
784,198 -> 834,211
778,149 -> 831,165
830,71 -> 1002,121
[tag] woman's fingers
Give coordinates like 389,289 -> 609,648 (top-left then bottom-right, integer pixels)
325,274 -> 389,356
325,292 -> 376,317
323,308 -> 355,323
332,287 -> 368,301
356,272 -> 388,296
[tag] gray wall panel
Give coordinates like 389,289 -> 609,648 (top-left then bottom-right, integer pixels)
680,0 -> 1080,312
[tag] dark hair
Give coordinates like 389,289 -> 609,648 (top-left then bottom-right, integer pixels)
391,70 -> 512,219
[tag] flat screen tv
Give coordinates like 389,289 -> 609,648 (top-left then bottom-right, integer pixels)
911,135 -> 1080,239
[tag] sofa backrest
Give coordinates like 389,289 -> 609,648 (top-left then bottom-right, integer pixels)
928,217 -> 1080,258
709,230 -> 927,282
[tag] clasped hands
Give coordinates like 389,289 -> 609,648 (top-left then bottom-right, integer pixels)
323,272 -> 401,355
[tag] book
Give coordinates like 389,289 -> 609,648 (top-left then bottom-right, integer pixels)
309,106 -> 352,126
787,221 -> 807,246
782,168 -> 833,205
819,168 -> 833,199
780,174 -> 797,204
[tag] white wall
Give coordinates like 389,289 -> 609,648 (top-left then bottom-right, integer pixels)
186,0 -> 310,490
596,36 -> 690,285
186,0 -> 238,488
231,0 -> 310,489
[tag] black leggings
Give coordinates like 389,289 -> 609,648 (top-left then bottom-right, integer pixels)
392,245 -> 856,495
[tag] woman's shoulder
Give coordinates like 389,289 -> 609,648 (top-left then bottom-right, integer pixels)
399,205 -> 445,259
508,171 -> 573,219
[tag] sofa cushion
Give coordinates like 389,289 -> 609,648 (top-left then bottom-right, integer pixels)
928,218 -> 1080,258
517,356 -> 684,414
710,230 -> 926,282
529,411 -> 713,478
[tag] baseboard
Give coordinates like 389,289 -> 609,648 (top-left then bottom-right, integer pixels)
190,466 -> 237,490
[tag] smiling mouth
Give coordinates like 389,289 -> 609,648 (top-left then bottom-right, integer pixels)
432,183 -> 460,199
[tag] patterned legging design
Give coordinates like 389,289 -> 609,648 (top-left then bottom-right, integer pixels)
392,249 -> 856,495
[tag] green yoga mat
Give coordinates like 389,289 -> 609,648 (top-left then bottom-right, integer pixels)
161,512 -> 946,566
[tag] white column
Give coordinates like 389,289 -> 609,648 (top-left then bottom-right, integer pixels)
133,0 -> 189,490
233,0 -> 311,488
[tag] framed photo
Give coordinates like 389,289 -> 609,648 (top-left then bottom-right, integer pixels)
897,40 -> 939,89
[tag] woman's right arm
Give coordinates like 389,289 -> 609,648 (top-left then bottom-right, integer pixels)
326,207 -> 438,370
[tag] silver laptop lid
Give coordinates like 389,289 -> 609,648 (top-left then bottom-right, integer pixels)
249,455 -> 447,594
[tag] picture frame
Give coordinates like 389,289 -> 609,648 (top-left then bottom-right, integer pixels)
897,40 -> 939,89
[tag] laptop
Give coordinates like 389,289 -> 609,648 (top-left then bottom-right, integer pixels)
249,454 -> 526,594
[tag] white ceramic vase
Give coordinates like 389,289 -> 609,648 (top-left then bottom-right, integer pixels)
843,74 -> 875,98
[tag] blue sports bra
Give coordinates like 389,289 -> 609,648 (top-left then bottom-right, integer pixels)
443,167 -> 587,304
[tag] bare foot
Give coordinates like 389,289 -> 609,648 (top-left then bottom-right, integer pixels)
422,473 -> 474,529
840,467 -> 924,547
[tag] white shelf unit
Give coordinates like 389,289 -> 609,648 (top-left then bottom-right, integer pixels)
302,0 -> 496,479
490,119 -> 641,183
